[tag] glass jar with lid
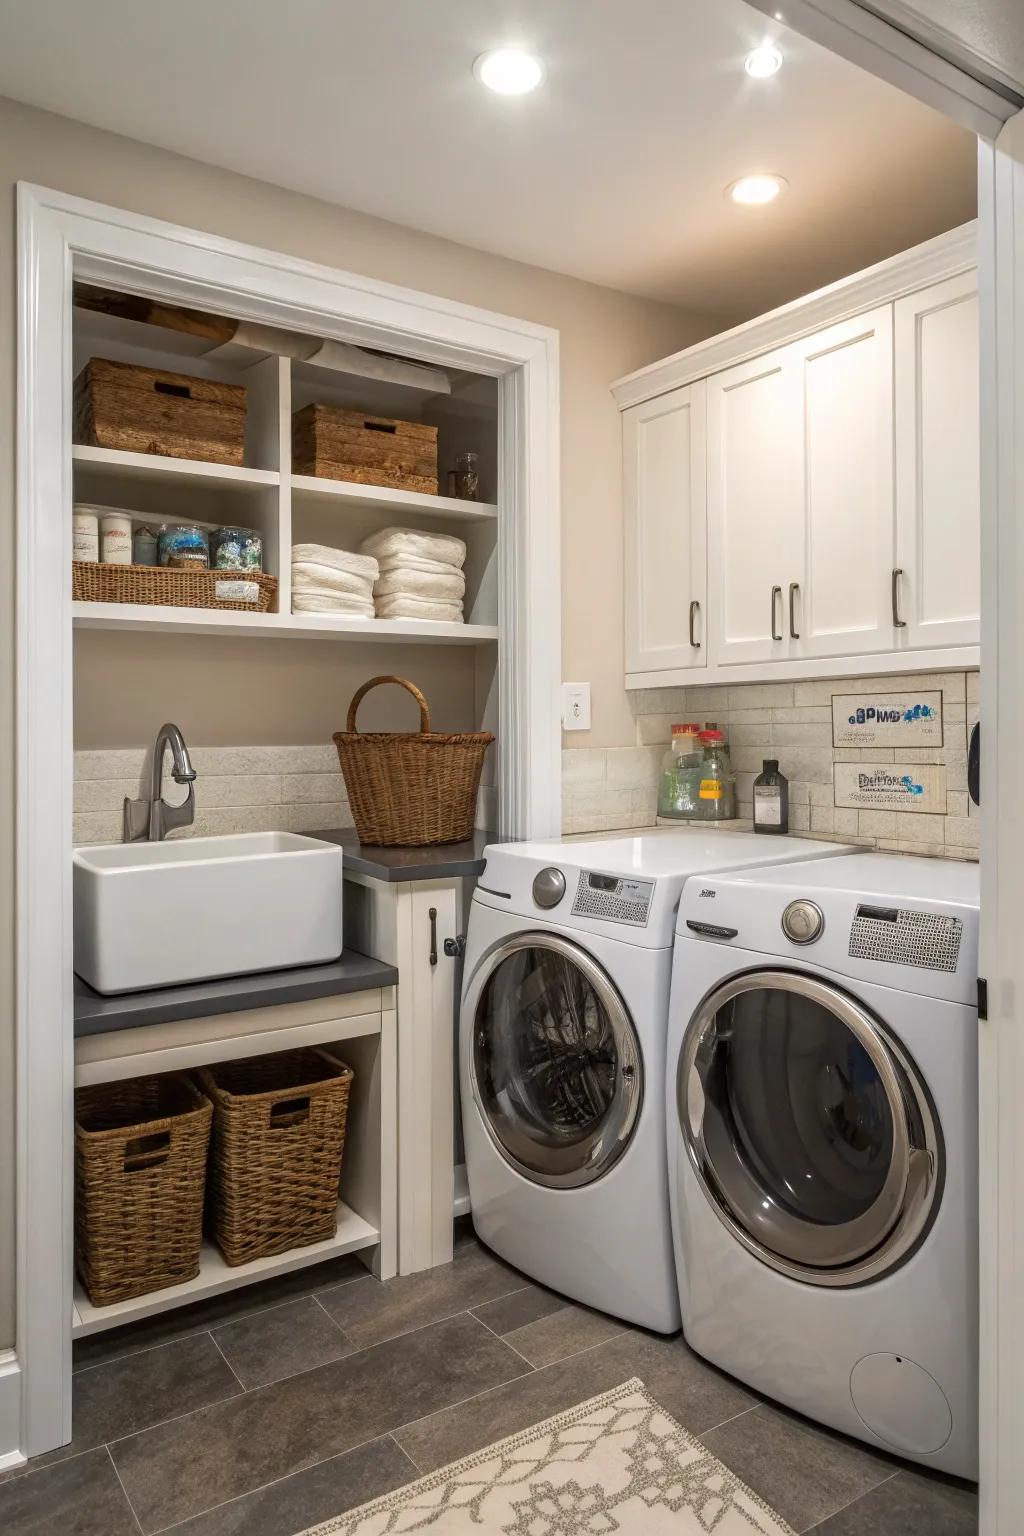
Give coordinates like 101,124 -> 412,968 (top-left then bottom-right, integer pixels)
657,724 -> 704,819
698,729 -> 737,820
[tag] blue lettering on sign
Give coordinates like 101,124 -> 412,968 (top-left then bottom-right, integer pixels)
847,702 -> 937,727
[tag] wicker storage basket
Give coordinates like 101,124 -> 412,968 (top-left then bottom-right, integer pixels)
73,562 -> 278,613
333,676 -> 494,846
196,1049 -> 354,1267
75,1074 -> 213,1307
293,403 -> 438,494
74,357 -> 248,466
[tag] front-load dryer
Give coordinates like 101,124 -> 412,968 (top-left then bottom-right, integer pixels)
668,853 -> 979,1477
460,830 -> 853,1333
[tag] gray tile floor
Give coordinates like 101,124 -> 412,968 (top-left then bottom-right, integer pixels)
1,1223 -> 978,1535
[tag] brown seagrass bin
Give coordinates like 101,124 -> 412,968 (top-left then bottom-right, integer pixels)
75,357 -> 247,466
196,1049 -> 354,1267
75,1074 -> 213,1307
333,676 -> 494,846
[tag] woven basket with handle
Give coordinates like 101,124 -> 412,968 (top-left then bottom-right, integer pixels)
333,676 -> 494,846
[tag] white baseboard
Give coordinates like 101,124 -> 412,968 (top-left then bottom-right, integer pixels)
0,1350 -> 24,1469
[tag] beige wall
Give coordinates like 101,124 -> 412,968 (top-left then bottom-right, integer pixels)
0,95 -> 709,1350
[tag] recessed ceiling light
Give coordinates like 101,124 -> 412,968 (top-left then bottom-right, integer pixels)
474,49 -> 544,95
727,174 -> 787,206
745,43 -> 783,78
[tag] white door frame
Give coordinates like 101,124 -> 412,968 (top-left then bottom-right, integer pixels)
13,182 -> 561,1460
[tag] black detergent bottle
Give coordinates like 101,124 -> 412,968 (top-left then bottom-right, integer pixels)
753,758 -> 789,834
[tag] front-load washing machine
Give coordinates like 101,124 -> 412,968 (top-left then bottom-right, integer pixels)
668,853 -> 979,1477
460,830 -> 852,1333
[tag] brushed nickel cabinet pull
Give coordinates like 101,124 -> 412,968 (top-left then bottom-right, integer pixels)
789,582 -> 800,640
689,599 -> 701,648
892,568 -> 907,628
771,585 -> 783,642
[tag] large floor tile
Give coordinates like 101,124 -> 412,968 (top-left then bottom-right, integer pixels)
213,1296 -> 355,1390
73,1254 -> 366,1372
160,1435 -> 418,1536
394,1322 -> 753,1473
701,1402 -> 899,1533
316,1241 -> 526,1350
472,1285 -> 578,1337
0,1447 -> 139,1535
42,1331 -> 242,1467
808,1467 -> 978,1535
110,1312 -> 530,1533
502,1301 -> 627,1365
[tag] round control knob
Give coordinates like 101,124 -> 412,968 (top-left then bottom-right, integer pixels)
782,899 -> 824,945
533,867 -> 566,909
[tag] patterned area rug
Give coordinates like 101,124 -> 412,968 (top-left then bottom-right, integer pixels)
303,1378 -> 795,1534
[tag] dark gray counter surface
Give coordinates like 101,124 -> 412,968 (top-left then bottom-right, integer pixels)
317,828 -> 498,882
74,950 -> 398,1038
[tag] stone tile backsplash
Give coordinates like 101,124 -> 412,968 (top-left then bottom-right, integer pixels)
563,669 -> 980,860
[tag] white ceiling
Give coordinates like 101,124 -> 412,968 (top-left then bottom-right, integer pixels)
0,0 -> 977,318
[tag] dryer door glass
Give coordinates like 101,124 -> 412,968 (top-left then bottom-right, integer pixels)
680,970 -> 938,1285
472,935 -> 642,1189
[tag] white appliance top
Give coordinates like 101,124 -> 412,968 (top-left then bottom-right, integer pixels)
676,851 -> 979,1003
476,831 -> 853,948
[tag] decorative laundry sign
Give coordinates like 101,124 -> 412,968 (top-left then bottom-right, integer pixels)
832,691 -> 943,748
834,763 -> 946,815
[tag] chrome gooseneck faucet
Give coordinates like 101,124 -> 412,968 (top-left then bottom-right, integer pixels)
123,723 -> 198,842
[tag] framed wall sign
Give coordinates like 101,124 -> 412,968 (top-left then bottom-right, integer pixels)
832,691 -> 943,748
833,762 -> 947,814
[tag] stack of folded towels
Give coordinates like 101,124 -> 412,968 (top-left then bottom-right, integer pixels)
360,527 -> 467,623
291,542 -> 379,617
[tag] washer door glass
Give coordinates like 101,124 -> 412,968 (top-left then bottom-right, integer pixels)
472,935 -> 642,1189
680,971 -> 938,1284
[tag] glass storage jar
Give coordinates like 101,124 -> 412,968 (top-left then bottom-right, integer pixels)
698,729 -> 737,820
657,725 -> 704,819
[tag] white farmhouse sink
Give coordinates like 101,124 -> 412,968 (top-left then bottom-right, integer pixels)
74,832 -> 344,995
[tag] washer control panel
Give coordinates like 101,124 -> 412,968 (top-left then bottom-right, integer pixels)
571,870 -> 654,926
782,899 -> 825,945
532,866 -> 567,909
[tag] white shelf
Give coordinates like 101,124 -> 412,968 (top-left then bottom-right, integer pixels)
72,1199 -> 379,1336
72,443 -> 279,491
72,602 -> 498,644
291,473 -> 498,522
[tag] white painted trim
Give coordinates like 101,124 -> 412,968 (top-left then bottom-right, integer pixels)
16,182 -> 562,1457
626,644 -> 980,692
611,224 -> 976,410
743,0 -> 1020,137
0,1352 -> 24,1469
978,110 -> 1024,1536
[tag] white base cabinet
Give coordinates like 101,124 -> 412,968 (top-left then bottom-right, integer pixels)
616,226 -> 980,689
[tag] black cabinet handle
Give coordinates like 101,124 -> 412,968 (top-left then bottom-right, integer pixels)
689,599 -> 701,648
892,568 -> 907,628
428,907 -> 437,966
789,582 -> 800,640
771,585 -> 783,642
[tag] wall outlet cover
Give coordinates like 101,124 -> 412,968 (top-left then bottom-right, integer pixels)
562,682 -> 591,731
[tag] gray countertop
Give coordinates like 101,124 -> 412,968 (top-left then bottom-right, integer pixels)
316,828 -> 497,882
74,950 -> 398,1038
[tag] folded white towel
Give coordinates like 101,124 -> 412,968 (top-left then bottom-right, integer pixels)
361,527 -> 466,569
292,543 -> 379,583
374,567 -> 466,601
292,561 -> 375,598
376,552 -> 461,578
293,591 -> 375,617
375,593 -> 464,623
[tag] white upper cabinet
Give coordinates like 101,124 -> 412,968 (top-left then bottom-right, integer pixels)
894,272 -> 980,651
794,306 -> 895,661
623,383 -> 707,675
614,225 -> 979,687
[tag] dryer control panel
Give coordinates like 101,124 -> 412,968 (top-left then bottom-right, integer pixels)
571,869 -> 654,926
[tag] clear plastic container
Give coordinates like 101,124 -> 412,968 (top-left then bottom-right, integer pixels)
657,725 -> 704,819
697,729 -> 737,820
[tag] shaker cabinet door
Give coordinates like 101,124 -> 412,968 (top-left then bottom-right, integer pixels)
707,348 -> 803,667
894,272 -> 980,651
791,306 -> 896,660
623,383 -> 707,677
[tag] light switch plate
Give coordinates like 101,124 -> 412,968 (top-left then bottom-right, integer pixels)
562,682 -> 591,731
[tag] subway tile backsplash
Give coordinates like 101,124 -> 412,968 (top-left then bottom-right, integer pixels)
563,669 -> 980,860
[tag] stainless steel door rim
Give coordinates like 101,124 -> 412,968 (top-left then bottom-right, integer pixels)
470,932 -> 643,1189
678,968 -> 940,1286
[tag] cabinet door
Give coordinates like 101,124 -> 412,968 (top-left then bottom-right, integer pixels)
623,383 -> 707,676
707,349 -> 802,666
793,306 -> 895,660
895,272 -> 980,650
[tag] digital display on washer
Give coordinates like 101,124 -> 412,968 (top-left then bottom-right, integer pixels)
571,870 -> 655,926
